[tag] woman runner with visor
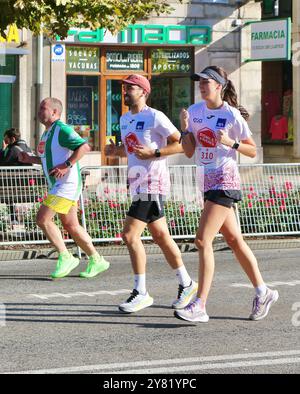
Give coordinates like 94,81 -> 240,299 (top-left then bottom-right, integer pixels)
174,66 -> 279,323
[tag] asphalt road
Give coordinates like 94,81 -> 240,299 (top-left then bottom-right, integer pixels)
0,247 -> 299,375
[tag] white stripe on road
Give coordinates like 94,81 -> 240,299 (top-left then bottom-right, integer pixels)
231,280 -> 300,288
110,357 -> 300,374
28,289 -> 131,300
4,349 -> 300,374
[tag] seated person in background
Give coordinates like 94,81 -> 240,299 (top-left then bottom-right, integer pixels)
0,128 -> 33,166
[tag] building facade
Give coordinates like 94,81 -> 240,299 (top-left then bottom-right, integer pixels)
1,0 -> 298,165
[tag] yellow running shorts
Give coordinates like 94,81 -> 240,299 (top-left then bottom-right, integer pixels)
43,194 -> 77,214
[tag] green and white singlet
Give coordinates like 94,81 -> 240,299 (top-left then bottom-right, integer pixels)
37,120 -> 86,201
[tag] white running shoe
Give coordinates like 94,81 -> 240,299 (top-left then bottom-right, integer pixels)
119,289 -> 154,313
174,299 -> 209,323
172,280 -> 198,310
249,288 -> 279,321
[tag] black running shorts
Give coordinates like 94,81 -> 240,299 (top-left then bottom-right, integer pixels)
127,194 -> 165,223
204,190 -> 242,208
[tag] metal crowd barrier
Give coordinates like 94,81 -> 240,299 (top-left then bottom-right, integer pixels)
0,163 -> 300,246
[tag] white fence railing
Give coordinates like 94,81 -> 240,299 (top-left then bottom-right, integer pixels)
0,164 -> 300,246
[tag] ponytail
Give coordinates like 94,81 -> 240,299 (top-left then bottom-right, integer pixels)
222,79 -> 250,121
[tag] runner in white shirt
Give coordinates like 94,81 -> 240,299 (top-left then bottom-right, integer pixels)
19,97 -> 110,279
174,66 -> 278,323
105,74 -> 197,313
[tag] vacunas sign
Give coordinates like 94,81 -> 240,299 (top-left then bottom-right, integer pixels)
247,18 -> 291,61
58,25 -> 212,46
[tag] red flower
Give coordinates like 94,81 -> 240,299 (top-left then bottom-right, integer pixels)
29,179 -> 35,186
247,194 -> 253,200
284,181 -> 293,191
179,204 -> 185,216
279,205 -> 286,211
248,202 -> 253,208
249,186 -> 254,192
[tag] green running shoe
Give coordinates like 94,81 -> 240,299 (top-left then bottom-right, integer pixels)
51,254 -> 80,279
79,255 -> 110,278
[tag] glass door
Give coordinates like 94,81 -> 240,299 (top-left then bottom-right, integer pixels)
106,79 -> 123,146
101,77 -> 126,165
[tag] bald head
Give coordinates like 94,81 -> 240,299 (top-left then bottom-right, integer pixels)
38,97 -> 63,128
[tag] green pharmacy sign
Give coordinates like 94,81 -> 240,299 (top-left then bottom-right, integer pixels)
58,25 -> 212,46
244,18 -> 291,62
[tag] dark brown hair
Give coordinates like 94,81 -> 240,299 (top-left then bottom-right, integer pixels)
208,66 -> 250,121
4,128 -> 21,141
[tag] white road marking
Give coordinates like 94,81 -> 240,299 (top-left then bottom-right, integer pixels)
111,357 -> 300,374
28,289 -> 131,300
3,349 -> 300,374
231,280 -> 300,288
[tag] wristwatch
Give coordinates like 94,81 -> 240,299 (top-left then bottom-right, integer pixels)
154,148 -> 161,158
65,159 -> 73,168
232,141 -> 240,150
179,131 -> 189,143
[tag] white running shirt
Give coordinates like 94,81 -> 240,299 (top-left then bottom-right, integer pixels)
37,120 -> 86,201
120,106 -> 178,196
187,101 -> 252,191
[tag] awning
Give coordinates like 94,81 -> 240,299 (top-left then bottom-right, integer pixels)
0,48 -> 30,55
0,75 -> 16,83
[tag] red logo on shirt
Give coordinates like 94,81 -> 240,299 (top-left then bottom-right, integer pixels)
37,141 -> 45,155
197,128 -> 217,148
125,132 -> 140,154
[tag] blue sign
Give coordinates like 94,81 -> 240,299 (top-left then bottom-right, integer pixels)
54,44 -> 64,55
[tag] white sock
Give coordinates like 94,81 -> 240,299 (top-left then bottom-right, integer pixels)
134,274 -> 146,295
175,265 -> 192,288
255,283 -> 267,297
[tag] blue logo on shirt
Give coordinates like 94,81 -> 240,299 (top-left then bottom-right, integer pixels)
193,118 -> 203,123
216,118 -> 227,128
136,121 -> 145,131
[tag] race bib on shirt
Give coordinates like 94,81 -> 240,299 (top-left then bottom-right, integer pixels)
125,132 -> 140,154
196,127 -> 217,167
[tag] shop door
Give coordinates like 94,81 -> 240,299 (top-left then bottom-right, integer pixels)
101,77 -> 127,165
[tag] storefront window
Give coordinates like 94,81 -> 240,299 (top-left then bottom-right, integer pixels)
66,75 -> 99,149
106,80 -> 123,145
151,77 -> 191,130
262,61 -> 293,144
65,46 -> 193,158
150,48 -> 192,129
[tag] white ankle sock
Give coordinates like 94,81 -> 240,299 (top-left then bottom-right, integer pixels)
134,274 -> 146,295
255,283 -> 267,297
175,265 -> 192,288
